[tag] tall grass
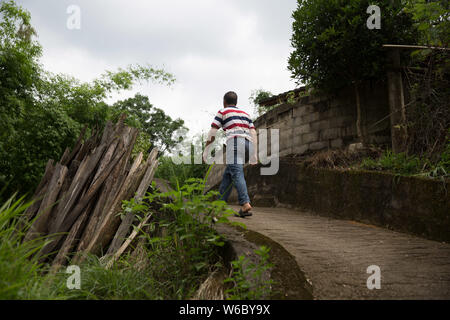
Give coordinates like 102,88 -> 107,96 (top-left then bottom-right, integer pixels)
0,195 -> 66,299
0,166 -> 238,300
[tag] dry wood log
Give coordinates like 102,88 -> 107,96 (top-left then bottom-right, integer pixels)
100,121 -> 114,146
105,212 -> 153,269
50,200 -> 95,273
47,159 -> 80,233
62,125 -> 87,166
24,163 -> 68,242
49,144 -> 107,234
76,145 -> 147,260
39,145 -> 126,259
59,148 -> 70,167
106,149 -> 158,255
21,159 -> 55,225
57,145 -> 125,236
105,152 -> 147,255
75,156 -> 126,252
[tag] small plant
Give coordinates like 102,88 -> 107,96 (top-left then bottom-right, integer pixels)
360,150 -> 429,176
224,246 -> 274,300
119,168 -> 244,299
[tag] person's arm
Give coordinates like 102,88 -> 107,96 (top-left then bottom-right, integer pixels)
203,111 -> 222,162
205,127 -> 217,148
249,128 -> 258,165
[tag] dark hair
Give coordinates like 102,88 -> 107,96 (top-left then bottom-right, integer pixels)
223,91 -> 238,106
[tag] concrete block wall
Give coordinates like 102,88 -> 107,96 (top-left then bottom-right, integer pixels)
205,81 -> 392,191
253,81 -> 391,157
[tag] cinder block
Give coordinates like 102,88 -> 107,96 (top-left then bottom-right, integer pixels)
293,135 -> 303,145
301,112 -> 320,124
329,116 -> 353,128
294,124 -> 311,135
293,116 -> 306,126
341,125 -> 356,137
321,107 -> 342,119
309,141 -> 329,151
302,131 -> 319,144
320,127 -> 340,140
279,149 -> 292,157
293,144 -> 309,155
310,119 -> 331,131
293,105 -> 315,117
330,138 -> 344,148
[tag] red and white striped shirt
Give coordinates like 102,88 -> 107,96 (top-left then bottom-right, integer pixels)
211,106 -> 255,140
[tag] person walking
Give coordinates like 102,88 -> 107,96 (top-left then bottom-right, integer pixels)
204,91 -> 257,218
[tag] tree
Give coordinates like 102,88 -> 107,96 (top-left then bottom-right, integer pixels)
404,0 -> 449,47
111,93 -> 185,153
288,0 -> 417,144
0,0 -> 42,149
249,89 -> 274,117
0,1 -> 178,199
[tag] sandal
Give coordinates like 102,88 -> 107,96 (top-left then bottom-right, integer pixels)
235,209 -> 253,218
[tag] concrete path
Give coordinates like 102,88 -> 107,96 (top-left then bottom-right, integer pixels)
229,205 -> 450,300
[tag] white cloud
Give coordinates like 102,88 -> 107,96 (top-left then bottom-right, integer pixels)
17,0 -> 299,136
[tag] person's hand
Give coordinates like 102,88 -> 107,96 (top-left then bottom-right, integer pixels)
249,153 -> 258,165
203,144 -> 212,163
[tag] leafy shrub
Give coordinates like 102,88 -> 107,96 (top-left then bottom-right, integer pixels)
360,150 -> 428,175
224,246 -> 274,300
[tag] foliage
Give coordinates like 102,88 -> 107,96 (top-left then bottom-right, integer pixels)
404,0 -> 450,47
0,194 -> 68,299
404,49 -> 449,164
0,173 -> 244,299
249,89 -> 276,117
360,150 -> 428,175
111,93 -> 185,153
288,0 -> 417,91
360,146 -> 449,179
0,0 -> 41,135
51,254 -> 159,300
224,246 -> 274,300
0,1 -> 178,200
117,174 -> 242,299
155,133 -> 209,188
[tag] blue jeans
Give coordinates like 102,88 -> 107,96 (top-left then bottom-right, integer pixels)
219,137 -> 252,205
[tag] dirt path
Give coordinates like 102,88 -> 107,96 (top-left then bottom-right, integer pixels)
229,205 -> 450,300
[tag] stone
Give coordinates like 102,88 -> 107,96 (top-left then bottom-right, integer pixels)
294,124 -> 311,135
330,138 -> 343,148
293,105 -> 315,118
301,112 -> 320,124
347,142 -> 364,153
320,128 -> 340,140
293,144 -> 309,155
310,120 -> 331,131
302,132 -> 319,144
309,141 -> 329,151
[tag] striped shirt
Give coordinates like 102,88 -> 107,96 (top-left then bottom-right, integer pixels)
211,106 -> 255,140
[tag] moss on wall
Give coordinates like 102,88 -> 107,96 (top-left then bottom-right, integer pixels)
231,160 -> 450,242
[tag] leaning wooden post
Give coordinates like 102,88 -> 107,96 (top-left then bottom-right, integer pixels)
386,47 -> 407,153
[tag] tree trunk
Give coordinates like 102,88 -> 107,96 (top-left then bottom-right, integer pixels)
353,83 -> 365,144
386,48 -> 407,153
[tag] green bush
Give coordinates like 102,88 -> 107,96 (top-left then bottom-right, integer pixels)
360,150 -> 428,175
224,246 -> 274,300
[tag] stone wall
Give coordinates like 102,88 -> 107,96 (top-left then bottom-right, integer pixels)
211,159 -> 450,243
254,81 -> 391,158
205,81 -> 392,191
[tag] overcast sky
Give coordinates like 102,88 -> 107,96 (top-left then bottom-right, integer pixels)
17,0 -> 299,137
